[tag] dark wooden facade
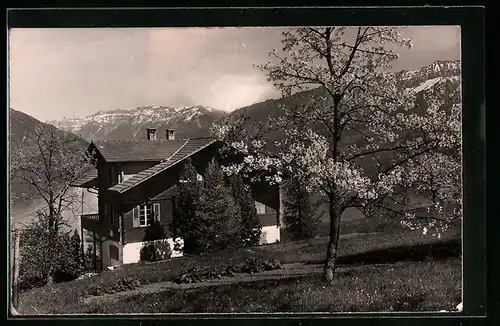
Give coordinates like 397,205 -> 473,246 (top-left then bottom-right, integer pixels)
85,140 -> 278,246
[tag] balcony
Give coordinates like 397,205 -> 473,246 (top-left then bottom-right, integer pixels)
81,213 -> 100,233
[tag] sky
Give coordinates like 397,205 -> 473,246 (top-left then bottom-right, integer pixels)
9,26 -> 460,122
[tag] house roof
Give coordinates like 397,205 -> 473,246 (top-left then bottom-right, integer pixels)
108,137 -> 219,194
70,169 -> 98,188
90,139 -> 191,163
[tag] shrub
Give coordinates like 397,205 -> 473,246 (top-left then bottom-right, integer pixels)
171,159 -> 201,254
229,174 -> 262,247
173,258 -> 282,284
194,159 -> 241,253
88,277 -> 141,296
18,225 -> 85,290
284,176 -> 321,240
139,240 -> 172,263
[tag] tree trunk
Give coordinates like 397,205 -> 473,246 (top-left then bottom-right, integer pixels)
323,93 -> 342,283
323,195 -> 342,283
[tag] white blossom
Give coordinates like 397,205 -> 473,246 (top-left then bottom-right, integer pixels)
216,26 -> 461,238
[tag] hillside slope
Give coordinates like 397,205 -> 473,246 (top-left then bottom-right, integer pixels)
229,60 -> 460,138
9,108 -> 89,214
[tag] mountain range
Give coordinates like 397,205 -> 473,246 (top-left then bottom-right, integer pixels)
50,105 -> 226,142
49,60 -> 461,142
9,59 -> 460,222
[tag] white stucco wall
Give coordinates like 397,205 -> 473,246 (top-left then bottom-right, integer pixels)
122,238 -> 184,264
101,239 -> 122,268
109,227 -> 281,267
260,225 -> 281,245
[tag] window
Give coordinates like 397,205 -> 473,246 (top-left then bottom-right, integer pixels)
139,204 -> 153,227
133,203 -> 160,228
109,244 -> 119,261
255,201 -> 266,215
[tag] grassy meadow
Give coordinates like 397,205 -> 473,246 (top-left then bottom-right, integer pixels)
17,217 -> 462,314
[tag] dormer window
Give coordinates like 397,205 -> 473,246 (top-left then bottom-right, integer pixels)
146,128 -> 157,140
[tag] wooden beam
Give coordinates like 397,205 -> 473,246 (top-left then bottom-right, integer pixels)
92,232 -> 97,271
278,183 -> 285,228
11,229 -> 21,311
81,189 -> 85,270
81,224 -> 85,270
99,234 -> 104,271
119,213 -> 124,265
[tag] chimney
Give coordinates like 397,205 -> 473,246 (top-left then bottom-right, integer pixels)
146,128 -> 157,140
165,129 -> 175,140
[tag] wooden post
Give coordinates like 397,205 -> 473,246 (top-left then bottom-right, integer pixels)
278,183 -> 285,228
92,232 -> 97,271
11,229 -> 21,312
81,190 -> 85,267
81,224 -> 85,269
99,234 -> 103,271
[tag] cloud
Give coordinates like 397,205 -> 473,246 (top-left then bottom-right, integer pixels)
9,26 -> 460,121
206,73 -> 278,111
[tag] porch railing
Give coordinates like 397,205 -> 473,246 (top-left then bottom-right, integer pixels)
82,213 -> 99,221
81,213 -> 100,233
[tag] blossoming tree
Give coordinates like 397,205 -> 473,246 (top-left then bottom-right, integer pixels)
211,27 -> 461,282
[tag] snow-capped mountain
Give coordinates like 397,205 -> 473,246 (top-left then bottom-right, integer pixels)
50,60 -> 460,142
51,105 -> 226,141
395,60 -> 461,93
229,59 -> 461,124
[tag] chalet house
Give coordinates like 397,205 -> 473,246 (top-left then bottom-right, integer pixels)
71,128 -> 284,270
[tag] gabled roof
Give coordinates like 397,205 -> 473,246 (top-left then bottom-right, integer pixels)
108,137 -> 219,194
70,169 -> 98,188
90,139 -> 190,163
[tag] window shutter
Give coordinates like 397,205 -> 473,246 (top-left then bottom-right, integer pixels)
132,205 -> 140,228
153,203 -> 161,222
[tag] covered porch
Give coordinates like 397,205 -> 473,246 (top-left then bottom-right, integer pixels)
70,170 -> 103,271
80,213 -> 103,272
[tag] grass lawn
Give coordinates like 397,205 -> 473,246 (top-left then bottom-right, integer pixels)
18,218 -> 461,314
83,258 -> 462,313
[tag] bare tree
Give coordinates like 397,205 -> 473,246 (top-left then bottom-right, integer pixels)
10,124 -> 93,284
